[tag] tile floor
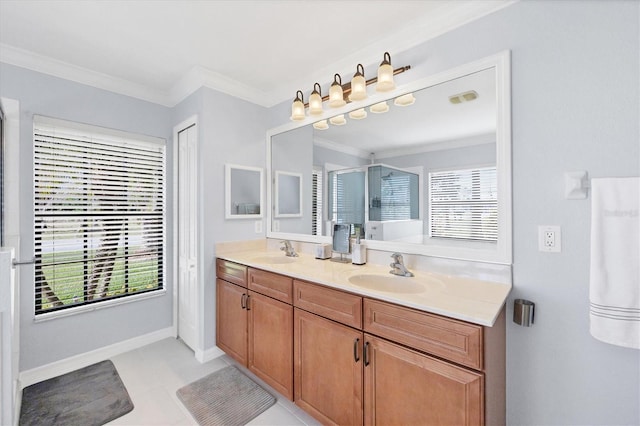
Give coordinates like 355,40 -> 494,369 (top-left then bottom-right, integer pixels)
107,337 -> 319,425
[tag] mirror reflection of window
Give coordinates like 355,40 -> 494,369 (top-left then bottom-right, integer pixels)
429,166 -> 497,242
328,169 -> 365,227
312,167 -> 323,236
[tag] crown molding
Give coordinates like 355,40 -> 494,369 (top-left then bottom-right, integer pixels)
0,43 -> 174,107
314,137 -> 371,160
0,1 -> 515,108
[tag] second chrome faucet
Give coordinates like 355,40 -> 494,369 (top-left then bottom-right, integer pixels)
280,240 -> 298,257
389,253 -> 414,277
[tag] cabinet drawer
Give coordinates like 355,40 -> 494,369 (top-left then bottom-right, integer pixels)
248,268 -> 293,304
294,280 -> 362,329
216,258 -> 247,287
364,299 -> 483,370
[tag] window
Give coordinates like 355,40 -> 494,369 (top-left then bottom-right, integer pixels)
33,117 -> 165,315
311,167 -> 322,236
429,166 -> 497,242
329,170 -> 365,229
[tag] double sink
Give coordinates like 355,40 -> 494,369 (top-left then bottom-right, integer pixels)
248,254 -> 443,295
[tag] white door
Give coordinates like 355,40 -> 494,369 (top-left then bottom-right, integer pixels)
177,124 -> 199,351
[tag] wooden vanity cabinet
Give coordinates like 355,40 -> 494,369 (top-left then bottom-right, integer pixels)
215,259 -> 294,399
217,259 -> 506,425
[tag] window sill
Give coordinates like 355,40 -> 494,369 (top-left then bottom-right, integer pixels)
33,289 -> 167,323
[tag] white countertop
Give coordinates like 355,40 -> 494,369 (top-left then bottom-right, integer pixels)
216,247 -> 511,327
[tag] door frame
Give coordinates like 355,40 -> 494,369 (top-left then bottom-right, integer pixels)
172,115 -> 203,357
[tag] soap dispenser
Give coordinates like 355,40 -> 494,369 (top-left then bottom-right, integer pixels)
351,235 -> 367,265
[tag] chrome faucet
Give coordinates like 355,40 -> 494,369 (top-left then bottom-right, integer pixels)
389,253 -> 414,277
280,240 -> 298,257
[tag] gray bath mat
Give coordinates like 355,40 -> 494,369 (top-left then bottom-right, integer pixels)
177,365 -> 276,426
19,359 -> 133,426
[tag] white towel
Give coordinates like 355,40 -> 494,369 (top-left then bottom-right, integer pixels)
589,177 -> 640,349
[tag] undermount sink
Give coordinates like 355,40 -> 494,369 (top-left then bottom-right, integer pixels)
348,273 -> 444,294
250,255 -> 297,264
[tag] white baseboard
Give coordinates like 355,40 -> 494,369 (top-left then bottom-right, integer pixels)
195,346 -> 225,363
19,327 -> 174,388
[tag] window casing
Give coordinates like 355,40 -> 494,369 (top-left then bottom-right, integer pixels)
429,166 -> 497,242
33,117 -> 165,315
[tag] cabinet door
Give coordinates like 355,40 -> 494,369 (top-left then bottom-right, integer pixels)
294,308 -> 363,426
364,334 -> 484,426
216,279 -> 248,366
248,291 -> 293,400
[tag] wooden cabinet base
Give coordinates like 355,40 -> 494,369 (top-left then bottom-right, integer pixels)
248,291 -> 293,400
364,334 -> 483,426
294,308 -> 363,426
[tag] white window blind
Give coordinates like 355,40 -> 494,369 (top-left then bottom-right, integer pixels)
312,167 -> 322,236
429,166 -> 497,242
331,171 -> 365,226
33,117 -> 166,315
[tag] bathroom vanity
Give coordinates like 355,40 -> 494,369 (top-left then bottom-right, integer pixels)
215,247 -> 509,425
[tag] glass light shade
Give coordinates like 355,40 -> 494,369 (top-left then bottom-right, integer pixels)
329,114 -> 347,126
290,90 -> 305,121
348,108 -> 367,120
313,120 -> 329,130
376,52 -> 396,92
329,74 -> 346,108
291,101 -> 305,120
349,64 -> 367,101
309,83 -> 323,115
394,93 -> 416,106
370,101 -> 389,114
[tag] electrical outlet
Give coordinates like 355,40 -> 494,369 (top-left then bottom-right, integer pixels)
539,226 -> 561,252
254,220 -> 262,233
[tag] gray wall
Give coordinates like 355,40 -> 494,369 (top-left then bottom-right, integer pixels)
268,1 -> 639,424
196,87 -> 268,350
0,63 -> 175,370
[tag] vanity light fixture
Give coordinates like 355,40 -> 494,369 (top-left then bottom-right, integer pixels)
329,74 -> 347,108
370,101 -> 389,114
376,52 -> 396,92
349,108 -> 367,120
290,90 -> 305,121
309,83 -> 323,115
329,114 -> 347,126
394,92 -> 416,106
289,52 -> 410,121
312,120 -> 329,130
349,64 -> 367,101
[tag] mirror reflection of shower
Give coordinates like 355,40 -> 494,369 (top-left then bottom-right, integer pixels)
327,163 -> 421,241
